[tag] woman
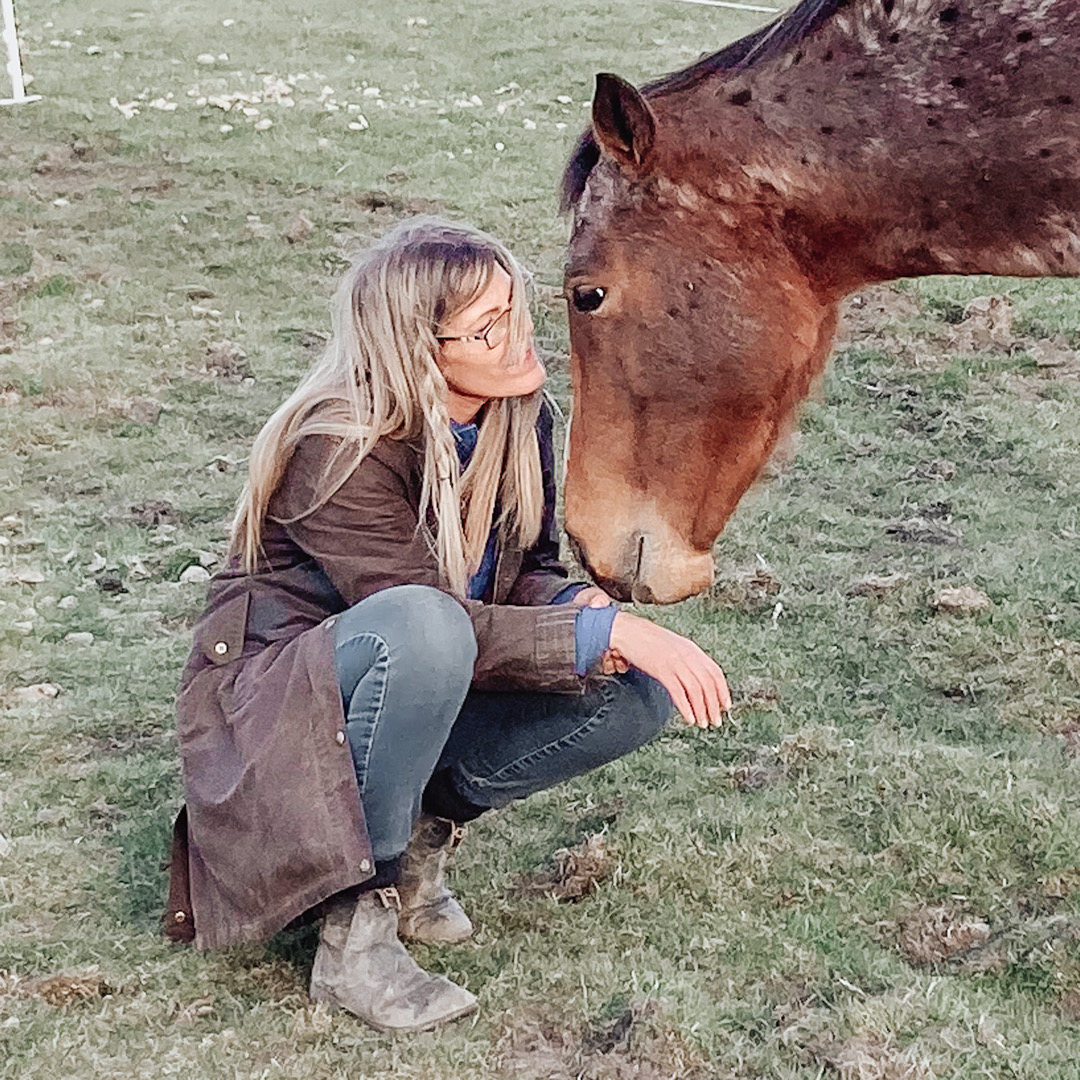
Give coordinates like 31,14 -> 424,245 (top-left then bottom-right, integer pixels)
169,218 -> 731,1035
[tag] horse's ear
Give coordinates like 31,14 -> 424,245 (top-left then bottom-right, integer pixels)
592,73 -> 656,172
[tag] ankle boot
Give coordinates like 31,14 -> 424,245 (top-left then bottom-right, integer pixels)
397,814 -> 474,944
309,888 -> 478,1034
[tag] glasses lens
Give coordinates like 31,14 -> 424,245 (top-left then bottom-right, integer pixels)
484,309 -> 512,349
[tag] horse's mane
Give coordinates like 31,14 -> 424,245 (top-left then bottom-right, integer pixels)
559,0 -> 849,210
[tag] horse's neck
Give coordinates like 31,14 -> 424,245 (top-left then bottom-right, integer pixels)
677,0 -> 1080,296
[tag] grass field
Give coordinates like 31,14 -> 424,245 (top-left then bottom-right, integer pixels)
2,1 -> 1080,1077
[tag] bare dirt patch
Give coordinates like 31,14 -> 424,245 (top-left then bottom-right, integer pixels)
202,338 -> 251,381
708,565 -> 782,613
497,1002 -> 710,1080
931,586 -> 992,616
815,1033 -> 934,1080
896,905 -> 991,966
512,833 -> 613,902
848,572 -> 910,598
9,970 -> 113,1006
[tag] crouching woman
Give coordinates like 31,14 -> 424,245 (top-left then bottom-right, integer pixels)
168,218 -> 731,1035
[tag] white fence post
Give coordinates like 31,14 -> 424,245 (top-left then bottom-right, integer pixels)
1,0 -> 41,106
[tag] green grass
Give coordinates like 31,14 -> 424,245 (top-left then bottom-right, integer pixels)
2,1 -> 1080,1077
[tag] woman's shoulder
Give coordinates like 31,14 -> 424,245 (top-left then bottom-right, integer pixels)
270,429 -> 422,523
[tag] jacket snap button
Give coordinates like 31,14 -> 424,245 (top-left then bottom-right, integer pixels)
359,858 -> 371,872
213,641 -> 228,656
335,730 -> 346,745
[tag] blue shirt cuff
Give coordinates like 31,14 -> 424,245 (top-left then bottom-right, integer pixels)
574,604 -> 618,676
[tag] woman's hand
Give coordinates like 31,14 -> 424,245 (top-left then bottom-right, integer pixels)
608,610 -> 731,729
570,585 -> 615,609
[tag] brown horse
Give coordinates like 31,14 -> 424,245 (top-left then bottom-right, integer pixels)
561,0 -> 1080,603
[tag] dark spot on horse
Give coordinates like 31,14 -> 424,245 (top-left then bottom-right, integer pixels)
1040,148 -> 1053,159
1016,29 -> 1033,43
667,306 -> 680,319
949,76 -> 967,89
1058,94 -> 1074,106
820,125 -> 835,135
800,157 -> 809,166
926,116 -> 940,127
883,0 -> 895,14
793,50 -> 804,65
888,32 -> 901,44
824,49 -> 834,62
773,92 -> 787,105
939,6 -> 961,25
730,88 -> 752,107
849,69 -> 868,80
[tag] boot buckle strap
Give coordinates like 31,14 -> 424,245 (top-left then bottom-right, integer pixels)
374,886 -> 402,911
448,823 -> 467,849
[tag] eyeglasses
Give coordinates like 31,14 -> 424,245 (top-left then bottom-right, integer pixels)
435,307 -> 512,350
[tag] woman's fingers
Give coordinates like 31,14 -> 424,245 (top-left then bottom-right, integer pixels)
608,611 -> 731,730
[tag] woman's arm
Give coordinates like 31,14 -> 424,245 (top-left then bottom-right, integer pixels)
271,433 -> 581,693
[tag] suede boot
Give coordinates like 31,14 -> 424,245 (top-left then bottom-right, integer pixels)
397,814 -> 474,944
309,888 -> 477,1034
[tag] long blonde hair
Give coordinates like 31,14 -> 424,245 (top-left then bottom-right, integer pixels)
230,217 -> 544,597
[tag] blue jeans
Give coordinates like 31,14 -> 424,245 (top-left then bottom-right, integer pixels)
333,585 -> 672,863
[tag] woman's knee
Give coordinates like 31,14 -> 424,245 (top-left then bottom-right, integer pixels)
606,671 -> 673,749
335,584 -> 477,687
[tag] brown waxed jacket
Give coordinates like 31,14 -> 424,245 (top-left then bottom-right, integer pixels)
170,402 -> 584,950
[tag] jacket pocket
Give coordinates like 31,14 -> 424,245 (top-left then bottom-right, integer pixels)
194,591 -> 250,666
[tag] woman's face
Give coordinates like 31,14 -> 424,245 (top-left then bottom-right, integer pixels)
436,266 -> 546,423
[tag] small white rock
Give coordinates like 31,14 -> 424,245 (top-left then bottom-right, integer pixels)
179,564 -> 211,584
58,594 -> 78,609
253,118 -> 273,131
348,117 -> 369,131
219,123 -> 234,133
11,683 -> 61,703
523,118 -> 536,130
196,53 -> 217,65
64,631 -> 95,645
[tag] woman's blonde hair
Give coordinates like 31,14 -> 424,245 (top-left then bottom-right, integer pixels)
230,217 -> 544,597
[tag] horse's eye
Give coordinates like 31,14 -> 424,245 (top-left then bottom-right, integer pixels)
571,286 -> 606,313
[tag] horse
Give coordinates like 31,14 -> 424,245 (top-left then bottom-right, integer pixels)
560,0 -> 1080,604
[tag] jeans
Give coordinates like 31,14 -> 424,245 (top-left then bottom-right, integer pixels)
334,585 -> 673,864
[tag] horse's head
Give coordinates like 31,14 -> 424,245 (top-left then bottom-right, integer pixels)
563,74 -> 838,604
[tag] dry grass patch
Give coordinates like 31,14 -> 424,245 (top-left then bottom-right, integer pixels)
512,833 -> 613,902
497,1002 -> 711,1080
895,905 -> 991,967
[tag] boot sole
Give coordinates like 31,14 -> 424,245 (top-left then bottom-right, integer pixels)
398,925 -> 474,945
310,983 -> 479,1035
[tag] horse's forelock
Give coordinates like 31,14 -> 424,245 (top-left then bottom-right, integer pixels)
560,131 -> 601,213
